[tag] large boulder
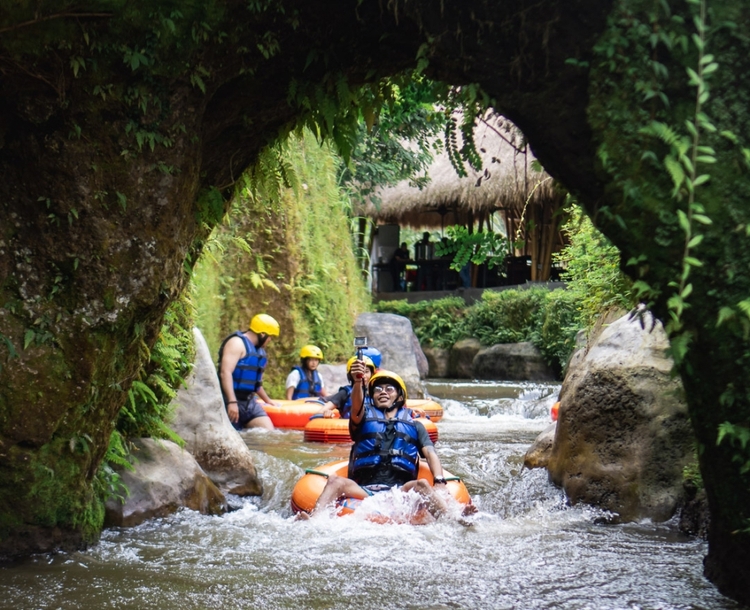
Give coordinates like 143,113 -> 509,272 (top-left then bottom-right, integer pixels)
472,342 -> 557,381
449,338 -> 481,378
546,311 -> 693,522
354,313 -> 427,398
422,346 -> 450,378
169,328 -> 263,496
104,438 -> 226,527
318,363 -> 347,394
523,423 -> 557,469
412,332 -> 429,378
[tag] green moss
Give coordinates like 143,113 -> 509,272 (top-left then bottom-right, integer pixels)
191,130 -> 370,398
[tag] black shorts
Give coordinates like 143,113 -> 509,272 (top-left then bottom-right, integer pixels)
231,395 -> 268,430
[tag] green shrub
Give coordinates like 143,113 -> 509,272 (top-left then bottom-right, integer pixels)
375,288 -> 582,375
461,288 -> 548,345
555,205 -> 635,330
192,130 -> 370,397
375,297 -> 466,348
116,296 -> 194,443
531,289 -> 582,377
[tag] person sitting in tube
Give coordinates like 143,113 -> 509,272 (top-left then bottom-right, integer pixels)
285,344 -> 326,400
319,356 -> 375,418
303,364 -> 451,519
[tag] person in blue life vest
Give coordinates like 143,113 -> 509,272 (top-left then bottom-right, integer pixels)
320,355 -> 376,419
285,344 -> 326,400
306,363 -> 450,518
218,313 -> 279,431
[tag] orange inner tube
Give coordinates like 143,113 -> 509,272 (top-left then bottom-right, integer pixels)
407,399 -> 443,422
304,416 -> 438,444
291,459 -> 471,518
261,399 -> 331,429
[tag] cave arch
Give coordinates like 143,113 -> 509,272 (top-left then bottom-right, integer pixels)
1,1 -> 749,603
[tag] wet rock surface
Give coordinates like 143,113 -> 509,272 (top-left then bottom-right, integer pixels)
355,313 -> 427,397
472,342 -> 557,381
546,312 -> 693,522
104,438 -> 226,528
169,328 -> 262,496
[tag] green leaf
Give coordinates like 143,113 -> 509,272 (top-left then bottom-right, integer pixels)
693,214 -> 713,225
692,174 -> 710,186
684,256 -> 703,267
717,307 -> 735,326
677,209 -> 690,233
23,329 -> 35,349
687,234 -> 704,248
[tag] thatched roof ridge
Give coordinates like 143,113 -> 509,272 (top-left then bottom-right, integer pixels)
358,115 -> 557,228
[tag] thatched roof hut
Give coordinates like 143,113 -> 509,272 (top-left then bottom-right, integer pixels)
357,114 -> 567,282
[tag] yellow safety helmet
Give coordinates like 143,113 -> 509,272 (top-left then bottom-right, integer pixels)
300,344 -> 324,360
368,370 -> 408,401
249,313 -> 280,336
346,355 -> 375,373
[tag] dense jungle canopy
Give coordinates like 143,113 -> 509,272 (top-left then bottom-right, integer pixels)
1,0 -> 749,603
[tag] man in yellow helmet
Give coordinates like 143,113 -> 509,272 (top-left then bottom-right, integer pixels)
217,313 -> 279,430
306,361 -> 450,518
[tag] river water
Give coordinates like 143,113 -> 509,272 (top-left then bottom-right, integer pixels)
0,380 -> 740,609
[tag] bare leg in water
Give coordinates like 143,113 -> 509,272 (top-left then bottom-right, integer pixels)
297,475 -> 461,521
296,474 -> 367,519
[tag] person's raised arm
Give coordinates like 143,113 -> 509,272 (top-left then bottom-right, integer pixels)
219,337 -> 244,424
348,360 -> 367,425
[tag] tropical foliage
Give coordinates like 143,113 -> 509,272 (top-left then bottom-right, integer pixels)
192,129 -> 371,398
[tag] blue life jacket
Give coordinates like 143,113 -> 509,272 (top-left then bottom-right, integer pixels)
218,331 -> 267,399
349,405 -> 420,483
337,385 -> 372,419
291,366 -> 323,399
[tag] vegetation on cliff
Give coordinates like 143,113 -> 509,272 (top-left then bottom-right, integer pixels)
192,130 -> 370,397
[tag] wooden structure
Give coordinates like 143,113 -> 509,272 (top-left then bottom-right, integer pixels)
357,114 -> 568,282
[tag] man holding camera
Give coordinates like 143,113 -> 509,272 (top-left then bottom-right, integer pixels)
306,359 -> 450,518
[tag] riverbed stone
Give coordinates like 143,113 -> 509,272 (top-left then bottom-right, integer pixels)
354,313 -> 426,398
523,422 -> 557,469
472,342 -> 557,381
546,311 -> 692,522
422,346 -> 450,378
169,328 -> 262,496
318,363 -> 347,393
449,338 -> 481,378
104,438 -> 226,527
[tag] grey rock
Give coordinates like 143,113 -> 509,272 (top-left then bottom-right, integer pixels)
449,338 -> 481,378
472,342 -> 557,381
354,313 -> 426,398
104,438 -> 226,527
524,423 -> 557,469
318,363 -> 347,394
412,332 -> 429,378
547,311 -> 692,522
169,328 -> 262,496
423,346 -> 450,378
